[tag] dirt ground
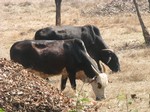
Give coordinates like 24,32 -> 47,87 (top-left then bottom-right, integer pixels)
0,0 -> 150,112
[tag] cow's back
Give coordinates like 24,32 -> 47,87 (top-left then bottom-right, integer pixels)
10,40 -> 66,74
31,40 -> 67,74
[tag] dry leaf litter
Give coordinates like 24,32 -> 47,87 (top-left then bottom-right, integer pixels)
0,58 -> 98,112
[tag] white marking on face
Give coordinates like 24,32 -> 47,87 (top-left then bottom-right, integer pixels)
90,73 -> 108,100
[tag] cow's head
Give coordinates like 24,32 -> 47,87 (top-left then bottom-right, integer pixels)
71,39 -> 108,100
89,66 -> 108,101
100,49 -> 120,72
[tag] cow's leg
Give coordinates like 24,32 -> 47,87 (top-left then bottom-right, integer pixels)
68,72 -> 76,90
60,75 -> 68,91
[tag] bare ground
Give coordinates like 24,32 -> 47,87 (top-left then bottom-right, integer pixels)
0,0 -> 150,112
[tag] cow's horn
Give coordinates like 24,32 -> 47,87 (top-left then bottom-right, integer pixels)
102,49 -> 114,52
99,61 -> 106,73
107,57 -> 111,64
91,65 -> 99,76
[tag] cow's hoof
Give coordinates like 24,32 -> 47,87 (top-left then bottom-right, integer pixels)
96,96 -> 106,101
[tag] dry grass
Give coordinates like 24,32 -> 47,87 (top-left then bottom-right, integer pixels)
0,0 -> 150,111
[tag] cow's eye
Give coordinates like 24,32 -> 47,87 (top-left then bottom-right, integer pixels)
97,83 -> 102,89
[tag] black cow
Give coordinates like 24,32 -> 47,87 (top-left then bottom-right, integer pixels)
34,25 -> 120,72
10,39 -> 108,100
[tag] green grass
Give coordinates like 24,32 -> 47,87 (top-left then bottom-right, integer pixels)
0,108 -> 5,112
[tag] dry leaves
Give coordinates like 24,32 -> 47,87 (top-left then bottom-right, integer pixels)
0,58 -> 98,112
0,58 -> 74,112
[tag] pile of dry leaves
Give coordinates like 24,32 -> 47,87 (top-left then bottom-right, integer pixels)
0,58 -> 98,112
0,58 -> 76,112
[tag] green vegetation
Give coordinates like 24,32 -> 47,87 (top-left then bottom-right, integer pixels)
0,108 -> 5,112
69,83 -> 91,112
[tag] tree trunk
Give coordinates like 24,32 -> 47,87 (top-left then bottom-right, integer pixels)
133,0 -> 150,45
55,0 -> 62,26
148,0 -> 150,11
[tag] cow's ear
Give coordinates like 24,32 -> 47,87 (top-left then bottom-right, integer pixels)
92,25 -> 101,36
89,25 -> 100,44
74,39 -> 86,51
82,25 -> 98,44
